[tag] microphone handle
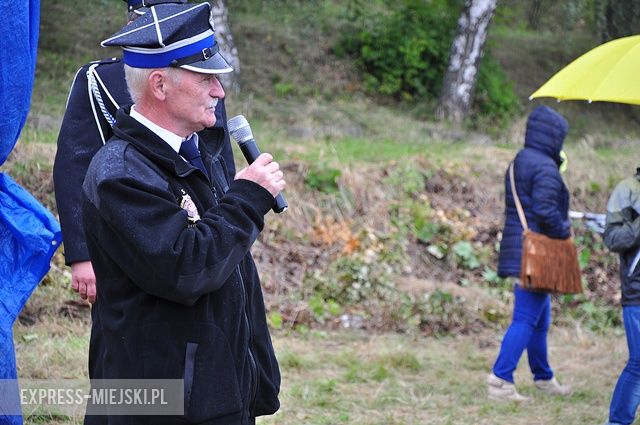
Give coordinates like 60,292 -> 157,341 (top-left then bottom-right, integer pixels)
239,139 -> 288,213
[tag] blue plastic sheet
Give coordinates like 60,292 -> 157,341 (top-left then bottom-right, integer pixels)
0,174 -> 62,416
0,1 -> 39,165
1,1 -> 63,424
0,174 -> 61,421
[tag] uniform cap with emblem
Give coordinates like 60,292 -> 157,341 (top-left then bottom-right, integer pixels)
124,0 -> 188,15
102,3 -> 233,74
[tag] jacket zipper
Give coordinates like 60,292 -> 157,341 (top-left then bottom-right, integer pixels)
207,158 -> 258,415
235,267 -> 259,416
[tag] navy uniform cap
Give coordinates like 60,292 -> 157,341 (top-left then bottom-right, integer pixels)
123,0 -> 187,15
102,3 -> 233,74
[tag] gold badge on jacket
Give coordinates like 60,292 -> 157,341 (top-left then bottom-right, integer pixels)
180,190 -> 201,223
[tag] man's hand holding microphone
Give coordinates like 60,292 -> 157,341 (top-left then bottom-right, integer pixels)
229,115 -> 288,213
235,152 -> 286,199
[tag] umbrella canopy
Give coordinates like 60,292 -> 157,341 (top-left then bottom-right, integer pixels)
530,34 -> 640,105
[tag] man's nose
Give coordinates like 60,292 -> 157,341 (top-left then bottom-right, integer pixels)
211,76 -> 225,99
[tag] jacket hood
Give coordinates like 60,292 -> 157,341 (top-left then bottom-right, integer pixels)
524,105 -> 568,164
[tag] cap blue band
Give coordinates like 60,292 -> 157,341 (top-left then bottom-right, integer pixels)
122,34 -> 215,68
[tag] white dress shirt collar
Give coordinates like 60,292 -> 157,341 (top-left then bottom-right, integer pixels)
130,106 -> 195,154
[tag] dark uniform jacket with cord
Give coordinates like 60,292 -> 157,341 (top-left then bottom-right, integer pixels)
604,171 -> 640,306
82,106 -> 280,425
497,105 -> 571,278
53,58 -> 236,266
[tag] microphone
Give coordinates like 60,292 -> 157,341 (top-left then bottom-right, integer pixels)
227,115 -> 288,213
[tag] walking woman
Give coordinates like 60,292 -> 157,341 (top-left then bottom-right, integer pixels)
487,105 -> 572,401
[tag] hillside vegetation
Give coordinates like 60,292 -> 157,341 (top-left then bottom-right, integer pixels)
10,1 -> 640,424
11,0 -> 640,337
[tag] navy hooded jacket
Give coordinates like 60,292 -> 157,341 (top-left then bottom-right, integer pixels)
497,106 -> 571,278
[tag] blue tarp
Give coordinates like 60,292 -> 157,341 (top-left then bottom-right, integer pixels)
0,1 -> 39,165
0,1 -> 62,424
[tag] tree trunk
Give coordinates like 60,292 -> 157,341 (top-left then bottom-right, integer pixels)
602,0 -> 640,41
527,0 -> 544,30
210,0 -> 241,94
436,0 -> 496,124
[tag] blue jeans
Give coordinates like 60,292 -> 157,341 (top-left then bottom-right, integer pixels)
608,306 -> 640,425
492,283 -> 554,383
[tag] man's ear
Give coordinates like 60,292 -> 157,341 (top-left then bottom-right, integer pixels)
148,70 -> 169,101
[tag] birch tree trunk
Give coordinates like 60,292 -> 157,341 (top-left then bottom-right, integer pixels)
210,0 -> 241,94
436,0 -> 496,123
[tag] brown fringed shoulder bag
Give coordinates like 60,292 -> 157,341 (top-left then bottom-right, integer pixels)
509,162 -> 582,294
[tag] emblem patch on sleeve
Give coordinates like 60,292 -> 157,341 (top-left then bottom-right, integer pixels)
180,190 -> 201,223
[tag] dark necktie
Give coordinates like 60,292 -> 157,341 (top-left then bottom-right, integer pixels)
179,135 -> 208,178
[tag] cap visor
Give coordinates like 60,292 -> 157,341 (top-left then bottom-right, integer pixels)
180,51 -> 233,74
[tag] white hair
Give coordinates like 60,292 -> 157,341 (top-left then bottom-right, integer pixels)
124,65 -> 183,104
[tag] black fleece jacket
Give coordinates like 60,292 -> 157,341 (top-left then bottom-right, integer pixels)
82,106 -> 280,425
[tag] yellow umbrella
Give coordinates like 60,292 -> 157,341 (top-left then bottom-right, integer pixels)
530,34 -> 640,105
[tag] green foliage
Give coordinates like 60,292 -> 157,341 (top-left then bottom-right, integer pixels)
375,351 -> 422,373
308,254 -> 396,305
600,0 -> 640,40
25,415 -> 73,425
481,267 -> 510,289
274,82 -> 296,97
371,364 -> 390,381
451,241 -> 481,270
589,180 -> 602,193
419,289 -> 472,335
337,0 -> 520,128
570,301 -> 621,332
425,289 -> 454,317
279,350 -> 309,370
305,166 -> 342,193
268,311 -> 283,329
574,230 -> 604,269
471,55 -> 522,130
308,295 -> 343,324
337,0 -> 462,100
408,200 -> 449,244
383,165 -> 430,197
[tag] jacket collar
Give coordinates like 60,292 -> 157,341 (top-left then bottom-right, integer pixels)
112,105 -> 225,177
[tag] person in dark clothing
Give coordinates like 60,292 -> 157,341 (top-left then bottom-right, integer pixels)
81,3 -> 282,424
53,0 -> 236,305
487,105 -> 572,401
603,170 -> 640,425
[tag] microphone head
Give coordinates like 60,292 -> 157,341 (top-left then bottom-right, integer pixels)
227,115 -> 253,143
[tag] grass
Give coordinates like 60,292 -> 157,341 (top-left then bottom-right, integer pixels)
13,269 -> 625,425
15,312 -> 626,425
229,327 -> 626,424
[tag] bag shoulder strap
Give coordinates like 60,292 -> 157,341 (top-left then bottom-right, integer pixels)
509,161 -> 529,232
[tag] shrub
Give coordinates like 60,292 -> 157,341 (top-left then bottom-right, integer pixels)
452,240 -> 481,270
305,166 -> 342,193
337,0 -> 520,127
338,0 -> 462,100
471,54 -> 522,130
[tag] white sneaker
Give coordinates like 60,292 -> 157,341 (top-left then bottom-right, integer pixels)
487,373 -> 532,402
534,377 -> 571,396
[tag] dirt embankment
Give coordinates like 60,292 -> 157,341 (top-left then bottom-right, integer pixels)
7,143 -> 620,333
